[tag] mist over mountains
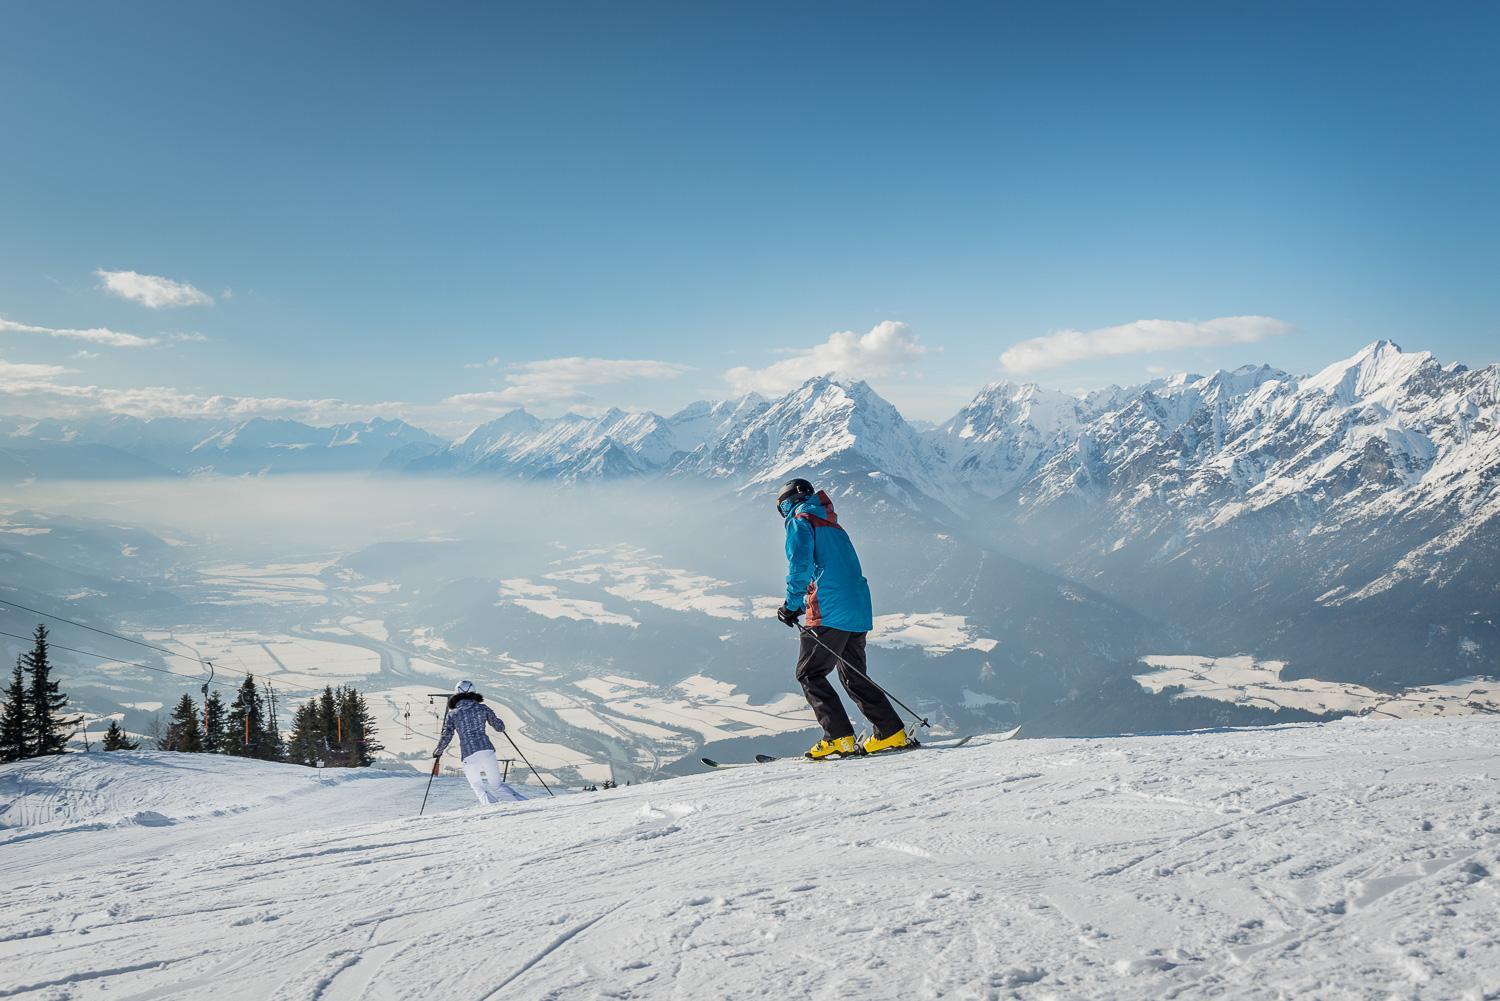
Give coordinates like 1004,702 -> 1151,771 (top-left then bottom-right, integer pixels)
2,340 -> 1496,754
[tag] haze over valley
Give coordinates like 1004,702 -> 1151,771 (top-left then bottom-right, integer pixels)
4,340 -> 1496,783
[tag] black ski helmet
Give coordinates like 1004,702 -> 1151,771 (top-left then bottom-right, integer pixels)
776,478 -> 815,513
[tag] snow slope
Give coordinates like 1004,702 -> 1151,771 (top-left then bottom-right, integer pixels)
3,718 -> 1497,999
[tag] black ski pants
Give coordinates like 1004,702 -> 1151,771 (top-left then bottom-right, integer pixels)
795,626 -> 903,741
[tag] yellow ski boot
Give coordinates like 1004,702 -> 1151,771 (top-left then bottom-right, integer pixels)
805,735 -> 858,760
862,728 -> 911,755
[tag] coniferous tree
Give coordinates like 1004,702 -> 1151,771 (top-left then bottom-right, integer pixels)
336,686 -> 383,767
0,658 -> 31,762
225,675 -> 265,758
285,699 -> 322,765
24,625 -> 78,756
165,693 -> 203,752
103,719 -> 139,751
317,686 -> 340,764
202,690 -> 229,753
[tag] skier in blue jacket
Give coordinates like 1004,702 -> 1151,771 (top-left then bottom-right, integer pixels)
774,478 -> 906,759
433,681 -> 523,805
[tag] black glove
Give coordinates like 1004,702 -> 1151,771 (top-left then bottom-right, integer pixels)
432,749 -> 443,758
777,604 -> 803,628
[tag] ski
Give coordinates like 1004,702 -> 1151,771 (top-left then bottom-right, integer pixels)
755,734 -> 974,763
754,727 -> 1019,763
702,727 -> 1018,769
700,757 -> 753,769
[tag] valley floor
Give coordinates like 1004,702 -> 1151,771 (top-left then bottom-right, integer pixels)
2,717 -> 1497,999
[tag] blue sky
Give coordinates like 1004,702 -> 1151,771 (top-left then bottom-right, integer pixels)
1,1 -> 1495,429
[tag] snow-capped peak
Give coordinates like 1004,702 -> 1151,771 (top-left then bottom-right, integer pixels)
1302,340 -> 1434,403
674,376 -> 957,508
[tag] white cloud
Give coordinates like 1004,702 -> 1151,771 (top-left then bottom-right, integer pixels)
72,350 -> 100,361
464,356 -> 501,370
726,321 -> 928,396
446,357 -> 692,411
0,353 -> 692,434
95,269 -> 214,308
0,315 -> 158,348
0,375 -> 403,425
0,352 -> 391,423
0,359 -> 75,385
999,316 -> 1292,373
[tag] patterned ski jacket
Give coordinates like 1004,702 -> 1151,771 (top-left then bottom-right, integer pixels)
782,490 -> 874,633
434,693 -> 506,760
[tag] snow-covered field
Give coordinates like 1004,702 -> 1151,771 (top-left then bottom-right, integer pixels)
148,630 -> 383,688
498,578 -> 640,628
1137,655 -> 1500,717
870,612 -> 1000,655
3,717 -> 1496,999
602,675 -> 812,743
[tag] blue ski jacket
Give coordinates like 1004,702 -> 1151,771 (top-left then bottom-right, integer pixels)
435,693 -> 506,760
782,490 -> 873,633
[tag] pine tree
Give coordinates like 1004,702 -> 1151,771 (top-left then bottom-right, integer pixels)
285,699 -> 321,765
0,658 -> 31,762
317,686 -> 340,764
103,719 -> 139,751
165,693 -> 203,752
336,686 -> 383,767
24,625 -> 79,756
202,690 -> 228,753
224,675 -> 265,758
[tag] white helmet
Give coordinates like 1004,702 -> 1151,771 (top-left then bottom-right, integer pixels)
454,680 -> 475,695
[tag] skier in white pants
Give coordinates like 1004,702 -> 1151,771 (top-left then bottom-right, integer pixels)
433,681 -> 524,805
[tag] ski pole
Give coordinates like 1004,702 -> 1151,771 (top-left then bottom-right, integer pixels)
796,622 -> 931,729
418,755 -> 441,816
503,731 -> 556,798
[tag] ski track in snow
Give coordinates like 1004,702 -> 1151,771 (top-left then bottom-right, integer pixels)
2,717 -> 1498,999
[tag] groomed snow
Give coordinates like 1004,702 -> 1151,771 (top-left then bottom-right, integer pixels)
2,717 -> 1496,999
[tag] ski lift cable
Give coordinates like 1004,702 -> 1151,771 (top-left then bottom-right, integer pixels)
0,597 -> 222,667
0,627 -> 245,692
0,599 -> 252,702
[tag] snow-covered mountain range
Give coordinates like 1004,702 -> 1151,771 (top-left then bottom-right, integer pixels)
11,342 -> 1492,519
0,414 -> 443,478
4,341 -> 1495,693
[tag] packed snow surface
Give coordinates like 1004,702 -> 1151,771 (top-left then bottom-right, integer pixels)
2,717 -> 1497,999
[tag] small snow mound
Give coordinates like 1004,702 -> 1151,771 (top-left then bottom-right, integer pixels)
636,802 -> 697,824
1115,957 -> 1178,975
993,966 -> 1046,987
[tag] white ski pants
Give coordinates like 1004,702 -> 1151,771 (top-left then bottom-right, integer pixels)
461,749 -> 507,805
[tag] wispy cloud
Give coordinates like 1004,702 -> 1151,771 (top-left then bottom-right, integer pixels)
726,321 -> 928,396
0,354 -> 691,432
446,357 -> 692,411
0,368 -> 406,425
464,356 -> 501,370
0,314 -> 159,348
95,269 -> 214,308
0,359 -> 76,384
999,316 -> 1292,373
